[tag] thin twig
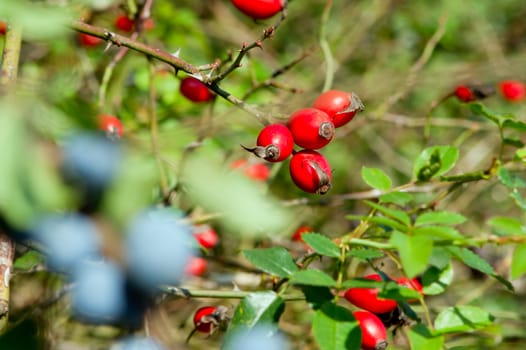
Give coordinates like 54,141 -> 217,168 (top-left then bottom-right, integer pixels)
319,0 -> 335,92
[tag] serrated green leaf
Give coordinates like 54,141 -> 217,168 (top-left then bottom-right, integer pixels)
498,167 -> 526,188
226,291 -> 284,335
365,201 -> 411,227
301,233 -> 340,258
361,167 -> 392,191
390,231 -> 433,277
488,216 -> 525,236
422,263 -> 454,295
511,244 -> 526,279
347,249 -> 384,260
379,191 -> 413,205
415,211 -> 466,226
408,324 -> 444,350
413,226 -> 464,241
290,269 -> 337,287
243,247 -> 298,278
447,246 -> 513,291
13,250 -> 45,271
413,146 -> 459,181
434,306 -> 494,334
341,278 -> 386,289
312,303 -> 361,350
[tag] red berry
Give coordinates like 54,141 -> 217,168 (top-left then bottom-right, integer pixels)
0,21 -> 7,36
288,108 -> 335,149
185,257 -> 207,277
180,77 -> 214,103
115,15 -> 134,32
397,277 -> 423,302
312,90 -> 364,128
143,18 -> 155,30
244,124 -> 294,162
454,85 -> 476,102
344,274 -> 398,314
231,159 -> 271,181
291,226 -> 313,242
78,33 -> 102,47
499,80 -> 526,102
230,0 -> 284,20
289,150 -> 332,194
353,310 -> 388,350
193,306 -> 217,333
97,114 -> 123,138
193,225 -> 219,250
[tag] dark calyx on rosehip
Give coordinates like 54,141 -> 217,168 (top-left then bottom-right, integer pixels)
242,123 -> 294,162
289,150 -> 332,194
193,305 -> 230,334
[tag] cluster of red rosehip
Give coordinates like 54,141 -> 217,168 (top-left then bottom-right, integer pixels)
454,79 -> 526,103
342,273 -> 424,350
242,90 -> 364,194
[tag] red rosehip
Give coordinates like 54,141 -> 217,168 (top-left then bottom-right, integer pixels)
397,277 -> 423,302
185,257 -> 207,277
231,159 -> 271,181
180,77 -> 214,103
499,80 -> 526,102
289,150 -> 332,194
78,33 -> 102,47
115,14 -> 134,32
193,225 -> 219,250
193,305 -> 230,334
291,225 -> 313,242
97,114 -> 123,138
312,90 -> 364,128
454,85 -> 476,103
344,274 -> 398,314
353,310 -> 388,350
230,0 -> 284,20
244,124 -> 294,162
143,18 -> 155,30
288,108 -> 335,149
0,21 -> 7,36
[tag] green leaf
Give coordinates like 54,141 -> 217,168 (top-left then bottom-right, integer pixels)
243,247 -> 299,278
341,278 -> 386,289
312,302 -> 361,350
302,233 -> 340,258
226,291 -> 285,335
488,216 -> 525,236
346,214 -> 408,232
13,250 -> 44,271
413,226 -> 464,241
510,190 -> 526,211
447,247 -> 513,291
503,137 -> 524,148
503,119 -> 526,131
422,263 -> 454,295
498,167 -> 526,188
299,286 -> 334,310
511,244 -> 526,279
390,231 -> 433,277
347,249 -> 384,260
378,283 -> 422,301
290,269 -> 337,287
413,146 -> 459,181
379,191 -> 414,206
364,201 -> 411,227
470,103 -> 501,126
361,167 -> 392,191
408,324 -> 444,350
434,306 -> 494,334
415,211 -> 466,226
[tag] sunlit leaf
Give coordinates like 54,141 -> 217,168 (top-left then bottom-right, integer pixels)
244,247 -> 298,278
312,303 -> 360,350
434,306 -> 494,334
361,167 -> 392,191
